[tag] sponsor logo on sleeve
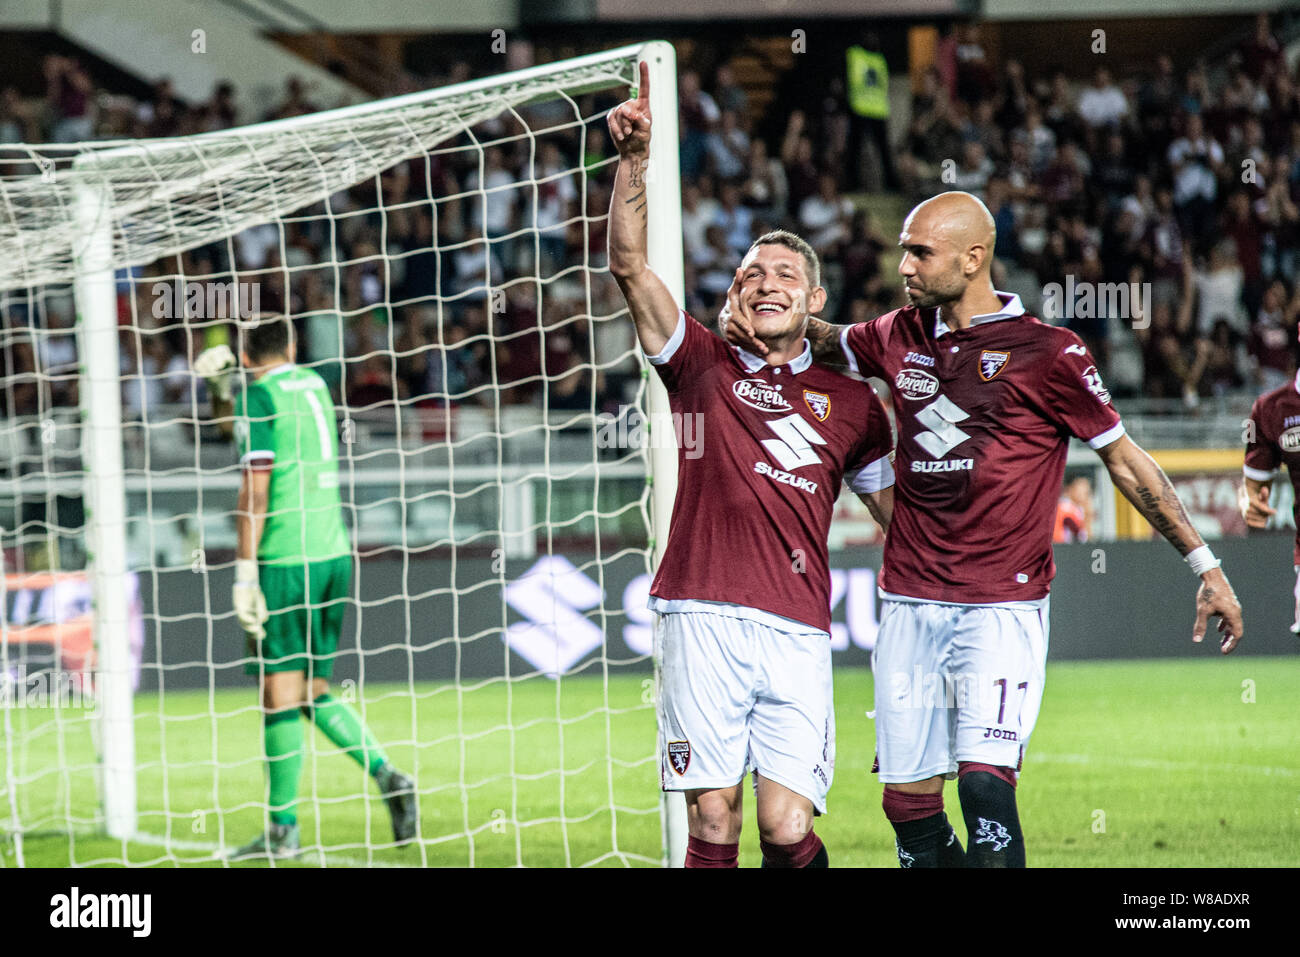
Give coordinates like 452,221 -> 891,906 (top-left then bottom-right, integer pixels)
733,378 -> 793,413
979,350 -> 1009,381
1080,365 -> 1111,405
803,389 -> 830,421
895,368 -> 939,401
667,740 -> 691,775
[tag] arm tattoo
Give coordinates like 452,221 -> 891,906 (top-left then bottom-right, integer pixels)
1133,475 -> 1192,553
805,318 -> 849,367
628,157 -> 644,190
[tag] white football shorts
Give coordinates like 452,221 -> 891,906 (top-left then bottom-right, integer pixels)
655,609 -> 835,812
871,597 -> 1049,783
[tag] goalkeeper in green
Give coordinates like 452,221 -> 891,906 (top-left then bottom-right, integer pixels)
196,317 -> 417,860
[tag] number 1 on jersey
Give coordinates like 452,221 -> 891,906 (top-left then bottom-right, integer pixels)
304,389 -> 336,463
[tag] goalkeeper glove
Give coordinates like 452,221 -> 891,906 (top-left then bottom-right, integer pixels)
233,558 -> 268,641
195,344 -> 237,402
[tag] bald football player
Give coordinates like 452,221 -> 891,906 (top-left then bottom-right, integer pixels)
728,190 -> 1243,867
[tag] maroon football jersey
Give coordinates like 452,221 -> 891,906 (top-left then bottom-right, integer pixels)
842,293 -> 1123,603
648,311 -> 894,632
1244,374 -> 1300,563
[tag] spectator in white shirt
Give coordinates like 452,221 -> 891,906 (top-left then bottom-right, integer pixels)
1076,67 -> 1128,129
681,181 -> 720,263
799,173 -> 854,258
1166,113 -> 1225,244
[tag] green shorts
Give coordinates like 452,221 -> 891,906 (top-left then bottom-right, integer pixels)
246,555 -> 352,678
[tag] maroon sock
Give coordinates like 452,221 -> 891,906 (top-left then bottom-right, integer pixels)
958,761 -> 1017,788
759,828 -> 824,868
685,835 -> 738,868
881,787 -> 944,823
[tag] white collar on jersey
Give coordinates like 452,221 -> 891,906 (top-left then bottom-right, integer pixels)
932,291 -> 1026,338
733,339 -> 814,375
259,362 -> 294,379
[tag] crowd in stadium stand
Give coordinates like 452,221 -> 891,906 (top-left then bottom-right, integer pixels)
1,13 -> 1297,426
886,16 -> 1300,405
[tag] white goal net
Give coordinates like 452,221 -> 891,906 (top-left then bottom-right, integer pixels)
0,41 -> 684,867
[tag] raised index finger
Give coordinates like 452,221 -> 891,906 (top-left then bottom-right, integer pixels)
636,61 -> 650,108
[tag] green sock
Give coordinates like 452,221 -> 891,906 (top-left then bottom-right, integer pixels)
264,708 -> 303,827
306,693 -> 389,776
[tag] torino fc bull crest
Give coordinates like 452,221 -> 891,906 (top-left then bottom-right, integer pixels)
803,389 -> 830,421
979,350 -> 1009,381
667,740 -> 691,775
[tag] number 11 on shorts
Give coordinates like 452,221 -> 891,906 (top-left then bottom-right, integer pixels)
993,678 -> 1029,725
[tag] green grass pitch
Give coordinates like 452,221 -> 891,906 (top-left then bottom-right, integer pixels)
5,656 -> 1297,867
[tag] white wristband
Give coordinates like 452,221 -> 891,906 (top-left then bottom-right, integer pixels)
234,558 -> 259,583
1184,545 -> 1221,576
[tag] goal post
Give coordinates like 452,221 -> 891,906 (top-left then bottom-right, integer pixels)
639,43 -> 690,869
2,41 -> 689,866
73,175 -> 137,842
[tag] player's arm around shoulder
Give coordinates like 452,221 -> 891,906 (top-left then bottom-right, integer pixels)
845,382 -> 896,532
1093,432 -> 1244,653
1241,394 -> 1278,528
858,483 -> 893,534
607,60 -> 679,357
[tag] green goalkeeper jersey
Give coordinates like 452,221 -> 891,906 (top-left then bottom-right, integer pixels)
234,364 -> 350,565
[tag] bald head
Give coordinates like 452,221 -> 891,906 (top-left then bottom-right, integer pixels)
905,191 -> 997,265
898,191 -> 1000,312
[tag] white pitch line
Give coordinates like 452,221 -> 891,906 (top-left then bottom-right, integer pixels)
1032,752 -> 1299,779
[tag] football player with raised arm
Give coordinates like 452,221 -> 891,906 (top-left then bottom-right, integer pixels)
195,319 -> 417,860
609,63 -> 896,867
726,190 -> 1244,867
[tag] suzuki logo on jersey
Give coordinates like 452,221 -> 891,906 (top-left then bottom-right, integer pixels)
803,390 -> 830,421
903,351 -> 935,367
1281,426 -> 1300,453
761,413 -> 826,472
911,459 -> 974,473
896,368 -> 939,401
1064,343 -> 1087,357
913,394 -> 972,460
979,350 -> 1009,381
753,461 -> 819,493
1080,365 -> 1111,405
733,378 -> 792,413
754,414 -> 826,494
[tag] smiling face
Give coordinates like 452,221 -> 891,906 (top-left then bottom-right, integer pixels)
736,241 -> 826,343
